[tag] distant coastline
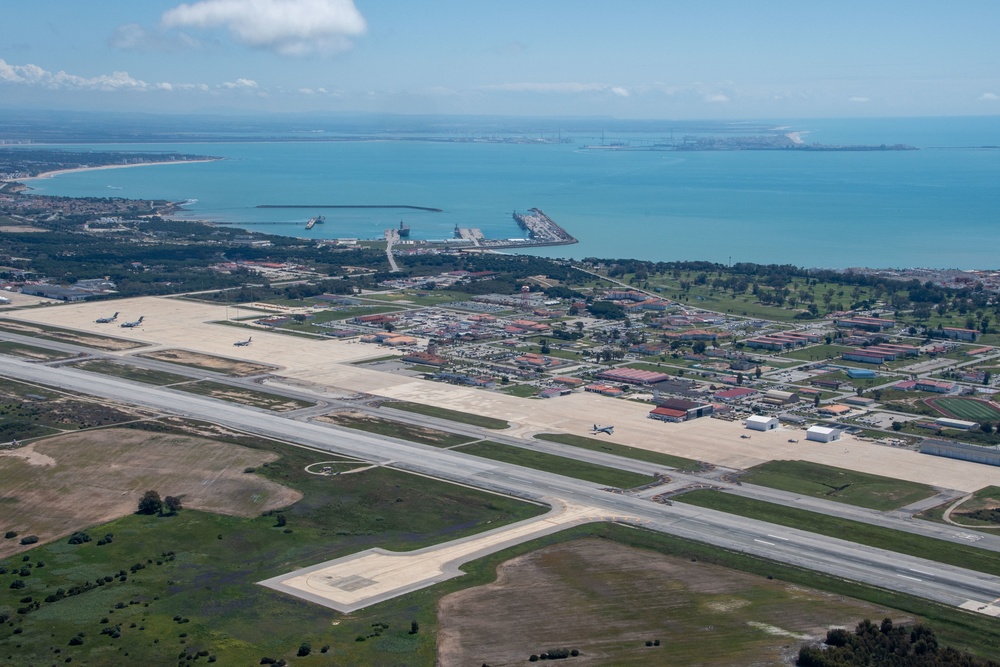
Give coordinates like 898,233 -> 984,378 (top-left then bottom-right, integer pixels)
20,158 -> 221,182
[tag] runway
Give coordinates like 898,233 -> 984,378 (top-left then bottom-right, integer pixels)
4,356 -> 1000,614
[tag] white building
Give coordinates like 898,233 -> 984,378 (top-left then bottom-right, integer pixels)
746,415 -> 779,431
806,426 -> 841,443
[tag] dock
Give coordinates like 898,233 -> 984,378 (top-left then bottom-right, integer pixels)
305,215 -> 325,229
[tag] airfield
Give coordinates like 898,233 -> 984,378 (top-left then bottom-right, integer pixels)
8,294 -> 1000,494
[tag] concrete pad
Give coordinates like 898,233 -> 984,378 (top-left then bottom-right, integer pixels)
1,296 -> 394,371
9,296 -> 1000,494
959,600 -> 1000,616
259,501 -> 611,613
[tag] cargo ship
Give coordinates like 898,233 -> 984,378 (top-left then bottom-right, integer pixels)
305,215 -> 325,229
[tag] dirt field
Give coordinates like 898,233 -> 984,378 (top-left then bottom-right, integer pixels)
0,428 -> 301,558
138,348 -> 276,376
0,318 -> 143,350
437,538 -> 904,667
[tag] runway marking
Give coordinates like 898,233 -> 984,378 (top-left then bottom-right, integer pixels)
766,534 -> 789,541
754,539 -> 775,546
897,574 -> 922,582
909,568 -> 933,576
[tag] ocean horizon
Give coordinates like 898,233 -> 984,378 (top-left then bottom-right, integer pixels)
19,116 -> 1000,271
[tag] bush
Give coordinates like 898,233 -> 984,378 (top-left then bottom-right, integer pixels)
297,642 -> 311,657
67,532 -> 91,545
19,535 -> 38,546
68,636 -> 84,646
137,490 -> 162,515
4,531 -> 16,539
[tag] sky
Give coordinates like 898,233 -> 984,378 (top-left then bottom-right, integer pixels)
1,0 -> 998,119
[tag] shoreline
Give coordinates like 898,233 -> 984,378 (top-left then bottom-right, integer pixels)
20,158 -> 221,182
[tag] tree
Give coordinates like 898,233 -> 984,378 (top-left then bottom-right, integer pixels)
891,421 -> 903,432
981,422 -> 994,435
755,366 -> 762,379
814,393 -> 821,408
409,620 -> 420,635
736,373 -> 744,386
137,490 -> 162,515
297,642 -> 311,657
692,340 -> 707,355
163,496 -> 182,515
539,338 -> 550,354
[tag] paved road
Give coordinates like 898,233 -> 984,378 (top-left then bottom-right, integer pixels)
5,356 -> 1000,611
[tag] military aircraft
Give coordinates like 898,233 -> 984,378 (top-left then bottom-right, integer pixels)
233,336 -> 252,347
95,312 -> 119,323
591,424 -> 614,435
120,316 -> 144,328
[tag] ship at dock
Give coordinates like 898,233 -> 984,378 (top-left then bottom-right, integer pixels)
398,220 -> 410,238
305,215 -> 325,229
510,208 -> 577,246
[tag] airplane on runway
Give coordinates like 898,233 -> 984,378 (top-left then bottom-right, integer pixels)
233,337 -> 252,347
95,312 -> 119,323
120,316 -> 144,328
591,424 -> 614,435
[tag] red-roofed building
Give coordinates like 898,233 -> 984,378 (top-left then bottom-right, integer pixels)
714,387 -> 757,401
648,406 -> 687,422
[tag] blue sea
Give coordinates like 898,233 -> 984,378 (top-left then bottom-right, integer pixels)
21,116 -> 1000,269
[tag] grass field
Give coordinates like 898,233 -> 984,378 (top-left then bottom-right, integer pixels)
175,380 -> 314,412
0,341 -> 75,361
677,490 -> 1000,578
455,441 -> 654,489
317,411 -> 477,448
387,400 -> 510,430
438,537 -> 900,666
0,431 -> 546,667
535,433 -> 702,471
69,359 -> 193,386
740,460 -> 936,511
0,320 -> 144,351
939,486 -> 1000,529
137,349 -> 276,376
927,397 -> 1000,422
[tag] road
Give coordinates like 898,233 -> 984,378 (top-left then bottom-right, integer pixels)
4,355 -> 1000,612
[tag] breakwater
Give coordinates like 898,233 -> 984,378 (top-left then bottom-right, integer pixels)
257,204 -> 443,212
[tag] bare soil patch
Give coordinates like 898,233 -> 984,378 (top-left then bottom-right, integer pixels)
0,319 -> 143,350
139,348 -> 276,376
437,538 -> 905,667
0,428 -> 300,558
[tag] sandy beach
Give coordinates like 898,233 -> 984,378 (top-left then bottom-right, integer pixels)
20,157 -> 220,182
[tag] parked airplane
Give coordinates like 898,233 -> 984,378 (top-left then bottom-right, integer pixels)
95,311 -> 119,323
120,316 -> 144,328
233,337 -> 252,347
591,424 -> 614,435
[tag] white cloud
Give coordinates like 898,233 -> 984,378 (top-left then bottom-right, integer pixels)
610,86 -> 630,97
480,82 -> 623,94
705,93 -> 730,103
980,92 -> 999,101
849,96 -> 870,103
161,0 -> 366,56
221,78 -> 258,89
110,23 -> 202,52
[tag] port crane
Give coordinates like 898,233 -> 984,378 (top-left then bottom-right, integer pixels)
95,312 -> 119,323
120,316 -> 144,328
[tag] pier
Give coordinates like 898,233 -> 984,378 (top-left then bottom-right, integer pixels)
257,204 -> 443,212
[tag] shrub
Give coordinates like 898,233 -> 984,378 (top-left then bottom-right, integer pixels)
67,532 -> 91,545
68,636 -> 84,646
19,535 -> 38,546
297,642 -> 311,657
4,531 -> 16,539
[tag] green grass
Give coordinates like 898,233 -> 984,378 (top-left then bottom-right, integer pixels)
535,433 -> 702,472
0,341 -> 74,361
0,434 -> 545,667
174,381 -> 315,412
929,397 -> 1000,422
68,359 -> 193,386
935,486 -> 1000,530
502,384 -> 542,398
387,401 -> 509,430
740,460 -> 936,511
456,440 -> 654,489
779,344 -> 854,362
324,413 -> 476,448
0,320 -> 144,351
678,490 -> 1000,577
